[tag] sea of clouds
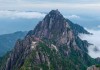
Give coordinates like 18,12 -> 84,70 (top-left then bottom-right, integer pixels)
79,29 -> 100,58
0,10 -> 81,19
0,10 -> 46,19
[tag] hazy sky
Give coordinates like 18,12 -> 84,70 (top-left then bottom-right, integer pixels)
0,0 -> 100,19
0,0 -> 100,21
0,0 -> 100,34
0,0 -> 100,11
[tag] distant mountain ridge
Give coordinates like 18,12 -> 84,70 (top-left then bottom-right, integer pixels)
1,10 -> 99,70
66,19 -> 90,35
0,31 -> 27,57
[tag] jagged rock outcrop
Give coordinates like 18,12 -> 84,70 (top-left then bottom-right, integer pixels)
66,19 -> 89,35
87,65 -> 100,70
3,10 -> 95,70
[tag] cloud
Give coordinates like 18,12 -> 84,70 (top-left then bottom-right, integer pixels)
1,0 -> 100,4
0,10 -> 46,19
20,3 -> 100,10
65,15 -> 80,19
1,0 -> 100,11
0,10 -> 81,19
97,25 -> 100,28
79,29 -> 100,58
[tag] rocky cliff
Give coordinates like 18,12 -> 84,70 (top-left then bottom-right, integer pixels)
87,65 -> 100,70
2,10 -> 97,70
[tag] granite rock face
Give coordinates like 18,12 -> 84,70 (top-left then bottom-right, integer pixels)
87,65 -> 100,70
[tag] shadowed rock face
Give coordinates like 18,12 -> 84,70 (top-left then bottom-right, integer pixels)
3,10 -> 95,70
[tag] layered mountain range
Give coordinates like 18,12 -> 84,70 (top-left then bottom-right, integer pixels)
0,31 -> 27,57
0,10 -> 99,70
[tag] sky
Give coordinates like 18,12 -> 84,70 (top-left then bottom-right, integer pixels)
0,0 -> 100,11
0,0 -> 100,58
0,0 -> 100,21
0,0 -> 100,27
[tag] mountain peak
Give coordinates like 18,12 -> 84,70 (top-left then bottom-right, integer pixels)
44,9 -> 64,20
28,10 -> 71,43
27,10 -> 89,39
48,9 -> 61,16
27,10 -> 66,38
3,10 -> 96,70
